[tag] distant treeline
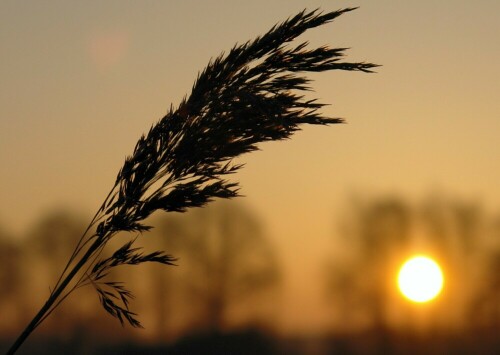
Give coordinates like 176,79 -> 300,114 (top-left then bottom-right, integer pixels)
0,195 -> 499,354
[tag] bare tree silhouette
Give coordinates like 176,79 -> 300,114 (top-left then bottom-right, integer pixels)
326,194 -> 500,353
327,197 -> 411,328
0,228 -> 22,336
149,201 -> 281,337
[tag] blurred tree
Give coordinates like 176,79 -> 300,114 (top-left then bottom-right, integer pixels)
1,205 -> 281,345
25,211 -> 85,278
0,227 -> 23,335
327,197 -> 411,329
327,193 -> 500,343
147,201 -> 281,338
466,215 -> 500,329
419,196 -> 483,328
21,211 -> 94,337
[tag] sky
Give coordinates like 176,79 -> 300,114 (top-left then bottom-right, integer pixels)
1,0 -> 500,334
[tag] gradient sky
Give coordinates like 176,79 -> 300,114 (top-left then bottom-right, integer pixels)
1,0 -> 499,333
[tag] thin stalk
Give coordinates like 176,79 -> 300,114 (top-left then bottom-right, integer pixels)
6,238 -> 103,355
63,185 -> 118,271
50,184 -> 118,297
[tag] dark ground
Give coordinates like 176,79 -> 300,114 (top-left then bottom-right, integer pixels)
2,326 -> 499,355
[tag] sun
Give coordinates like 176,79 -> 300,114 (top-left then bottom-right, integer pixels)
397,255 -> 444,303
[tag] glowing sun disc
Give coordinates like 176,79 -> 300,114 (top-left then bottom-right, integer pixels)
398,255 -> 444,303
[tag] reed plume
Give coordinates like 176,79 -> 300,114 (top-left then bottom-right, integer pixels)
7,7 -> 377,354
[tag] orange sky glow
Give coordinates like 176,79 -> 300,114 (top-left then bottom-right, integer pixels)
1,0 -> 499,335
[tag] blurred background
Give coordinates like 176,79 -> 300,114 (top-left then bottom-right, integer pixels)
1,1 -> 499,354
